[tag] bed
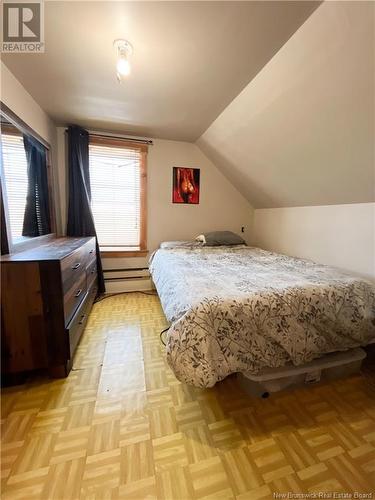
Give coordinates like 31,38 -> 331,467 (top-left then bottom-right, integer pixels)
149,244 -> 375,388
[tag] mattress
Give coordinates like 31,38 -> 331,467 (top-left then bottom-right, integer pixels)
149,245 -> 375,388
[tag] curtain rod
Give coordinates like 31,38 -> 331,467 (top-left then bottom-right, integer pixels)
65,128 -> 153,146
91,133 -> 153,145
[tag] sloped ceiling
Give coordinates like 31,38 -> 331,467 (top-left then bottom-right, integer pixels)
198,1 -> 375,208
1,1 -> 319,142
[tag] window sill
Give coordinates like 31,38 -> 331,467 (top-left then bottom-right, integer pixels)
100,247 -> 149,258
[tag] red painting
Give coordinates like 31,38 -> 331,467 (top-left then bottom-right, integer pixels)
172,167 -> 200,204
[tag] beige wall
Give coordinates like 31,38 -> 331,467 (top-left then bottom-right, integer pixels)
147,139 -> 253,251
1,62 -> 62,232
1,62 -> 56,144
198,1 -> 374,208
254,203 -> 375,281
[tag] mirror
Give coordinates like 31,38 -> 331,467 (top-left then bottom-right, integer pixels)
0,105 -> 54,252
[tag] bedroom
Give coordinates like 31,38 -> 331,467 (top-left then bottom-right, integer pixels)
0,0 -> 374,499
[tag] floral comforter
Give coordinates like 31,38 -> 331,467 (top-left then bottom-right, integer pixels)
149,245 -> 375,388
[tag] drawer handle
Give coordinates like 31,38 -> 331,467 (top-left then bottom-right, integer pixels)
89,249 -> 94,254
75,289 -> 82,298
91,269 -> 96,274
72,263 -> 81,270
79,314 -> 86,325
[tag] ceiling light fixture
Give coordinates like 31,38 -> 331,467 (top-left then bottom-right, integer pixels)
113,39 -> 133,82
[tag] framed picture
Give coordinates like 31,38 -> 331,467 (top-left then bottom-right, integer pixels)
172,167 -> 200,204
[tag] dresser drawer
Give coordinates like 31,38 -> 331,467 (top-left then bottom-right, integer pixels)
86,259 -> 97,289
61,247 -> 87,295
63,271 -> 87,325
83,238 -> 96,264
66,293 -> 88,359
66,281 -> 98,359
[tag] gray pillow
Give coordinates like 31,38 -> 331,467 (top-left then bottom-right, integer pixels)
199,231 -> 246,246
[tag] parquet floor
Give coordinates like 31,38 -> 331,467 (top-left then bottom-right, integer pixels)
1,292 -> 375,500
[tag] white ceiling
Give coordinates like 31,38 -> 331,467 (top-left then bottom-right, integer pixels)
198,1 -> 375,208
2,1 -> 319,141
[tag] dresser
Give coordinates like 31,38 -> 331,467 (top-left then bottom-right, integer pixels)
1,237 -> 98,380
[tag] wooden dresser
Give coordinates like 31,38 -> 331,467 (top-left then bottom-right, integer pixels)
1,237 -> 98,380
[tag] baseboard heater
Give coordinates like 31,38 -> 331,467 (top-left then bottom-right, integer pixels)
103,267 -> 153,292
105,276 -> 150,282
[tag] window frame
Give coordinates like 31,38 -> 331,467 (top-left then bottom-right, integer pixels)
88,135 -> 148,257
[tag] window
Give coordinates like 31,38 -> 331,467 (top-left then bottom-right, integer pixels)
88,137 -> 147,253
1,132 -> 28,243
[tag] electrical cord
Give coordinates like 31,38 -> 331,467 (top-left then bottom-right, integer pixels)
93,290 -> 169,346
160,327 -> 169,346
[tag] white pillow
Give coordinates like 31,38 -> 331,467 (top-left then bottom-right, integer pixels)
195,234 -> 206,244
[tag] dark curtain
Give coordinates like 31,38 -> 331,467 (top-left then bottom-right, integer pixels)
67,125 -> 105,294
22,135 -> 51,237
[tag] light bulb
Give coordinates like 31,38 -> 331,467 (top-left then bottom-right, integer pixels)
116,56 -> 131,76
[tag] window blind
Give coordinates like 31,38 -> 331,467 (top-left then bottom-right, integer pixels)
1,133 -> 28,242
88,142 -> 142,247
